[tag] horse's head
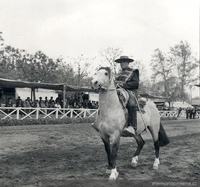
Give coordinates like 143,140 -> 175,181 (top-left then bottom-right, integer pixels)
91,67 -> 112,91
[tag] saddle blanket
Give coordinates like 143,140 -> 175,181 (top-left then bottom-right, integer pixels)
117,88 -> 146,111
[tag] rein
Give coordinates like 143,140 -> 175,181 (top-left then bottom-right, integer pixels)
97,76 -> 117,92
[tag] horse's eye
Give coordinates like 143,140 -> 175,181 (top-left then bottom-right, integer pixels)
105,72 -> 108,76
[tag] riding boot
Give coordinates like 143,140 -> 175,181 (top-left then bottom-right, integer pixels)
123,106 -> 137,136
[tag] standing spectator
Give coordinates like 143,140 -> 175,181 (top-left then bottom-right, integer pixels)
44,97 -> 48,108
39,97 -> 45,108
48,97 -> 55,108
177,107 -> 182,117
189,107 -> 193,119
55,94 -> 63,107
48,97 -> 55,114
16,96 -> 23,107
191,107 -> 196,119
36,100 -> 40,108
186,107 -> 190,119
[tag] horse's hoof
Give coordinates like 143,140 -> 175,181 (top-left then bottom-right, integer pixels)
153,158 -> 160,169
108,172 -> 119,180
131,162 -> 138,168
108,168 -> 119,180
131,156 -> 138,168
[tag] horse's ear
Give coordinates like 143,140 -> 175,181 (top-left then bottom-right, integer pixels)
105,67 -> 111,77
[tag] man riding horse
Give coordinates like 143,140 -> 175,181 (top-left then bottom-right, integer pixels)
115,56 -> 139,136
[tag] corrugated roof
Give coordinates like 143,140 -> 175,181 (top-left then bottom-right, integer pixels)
0,78 -> 94,92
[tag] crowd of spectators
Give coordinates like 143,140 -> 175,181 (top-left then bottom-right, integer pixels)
177,107 -> 198,119
3,92 -> 99,110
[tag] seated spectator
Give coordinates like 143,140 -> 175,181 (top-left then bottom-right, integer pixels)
24,97 -> 31,113
88,101 -> 93,109
25,97 -> 31,107
5,97 -> 14,114
94,101 -> 99,109
35,100 -> 40,108
55,95 -> 63,107
6,97 -> 13,107
54,101 -> 61,109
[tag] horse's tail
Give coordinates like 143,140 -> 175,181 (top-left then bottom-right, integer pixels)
158,123 -> 170,147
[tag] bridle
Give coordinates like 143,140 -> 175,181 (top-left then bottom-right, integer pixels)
92,71 -> 116,92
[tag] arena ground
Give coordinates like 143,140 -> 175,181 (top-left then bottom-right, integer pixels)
0,119 -> 200,187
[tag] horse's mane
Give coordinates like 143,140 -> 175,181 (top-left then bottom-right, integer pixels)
98,67 -> 111,79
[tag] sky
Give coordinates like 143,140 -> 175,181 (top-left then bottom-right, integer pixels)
0,0 -> 199,97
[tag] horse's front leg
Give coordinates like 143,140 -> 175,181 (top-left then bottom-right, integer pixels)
101,136 -> 111,171
108,132 -> 121,180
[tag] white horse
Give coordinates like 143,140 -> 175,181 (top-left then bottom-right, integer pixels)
91,67 -> 169,180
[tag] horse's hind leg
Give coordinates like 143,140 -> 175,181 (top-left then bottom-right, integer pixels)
131,134 -> 145,167
153,139 -> 160,169
147,126 -> 160,169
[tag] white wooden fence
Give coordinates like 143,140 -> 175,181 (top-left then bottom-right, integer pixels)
0,107 -> 98,120
0,107 -> 199,120
159,110 -> 200,118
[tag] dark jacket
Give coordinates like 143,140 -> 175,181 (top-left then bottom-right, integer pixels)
115,67 -> 139,91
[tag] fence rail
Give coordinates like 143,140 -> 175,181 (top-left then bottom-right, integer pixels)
0,107 -> 199,120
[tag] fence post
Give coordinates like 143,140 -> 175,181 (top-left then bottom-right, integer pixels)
83,109 -> 86,118
36,109 -> 39,119
16,108 -> 19,120
56,109 -> 58,119
70,109 -> 73,118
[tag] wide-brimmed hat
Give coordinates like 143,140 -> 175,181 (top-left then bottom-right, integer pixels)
115,56 -> 134,63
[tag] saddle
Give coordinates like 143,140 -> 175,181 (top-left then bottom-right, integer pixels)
117,88 -> 146,113
117,87 -> 129,109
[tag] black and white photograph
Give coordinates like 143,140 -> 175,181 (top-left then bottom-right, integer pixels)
0,0 -> 199,187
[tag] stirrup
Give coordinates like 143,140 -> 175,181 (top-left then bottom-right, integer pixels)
123,126 -> 136,136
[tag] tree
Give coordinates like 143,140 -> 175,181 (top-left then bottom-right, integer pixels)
16,50 -> 60,83
129,60 -> 149,93
69,55 -> 95,86
169,41 -> 198,101
0,45 -> 19,79
56,61 -> 75,85
99,47 -> 123,75
150,48 -> 174,98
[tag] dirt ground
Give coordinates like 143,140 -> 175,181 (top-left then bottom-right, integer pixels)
0,119 -> 200,187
